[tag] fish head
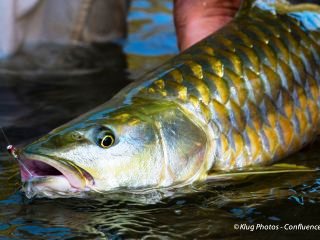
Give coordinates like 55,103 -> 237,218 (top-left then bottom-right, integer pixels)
21,101 -> 208,197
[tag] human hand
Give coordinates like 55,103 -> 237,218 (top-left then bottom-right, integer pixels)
174,0 -> 241,51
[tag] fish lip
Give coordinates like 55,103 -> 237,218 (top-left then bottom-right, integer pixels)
20,152 -> 95,191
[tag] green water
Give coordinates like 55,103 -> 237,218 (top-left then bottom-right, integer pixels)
0,1 -> 320,239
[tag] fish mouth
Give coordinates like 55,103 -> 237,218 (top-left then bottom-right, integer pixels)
19,152 -> 95,198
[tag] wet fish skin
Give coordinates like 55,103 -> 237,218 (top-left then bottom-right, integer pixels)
133,3 -> 320,170
21,1 -> 320,196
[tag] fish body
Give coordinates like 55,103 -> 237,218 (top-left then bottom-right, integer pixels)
19,0 -> 320,197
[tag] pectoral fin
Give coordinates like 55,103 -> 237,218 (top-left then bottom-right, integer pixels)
207,163 -> 318,182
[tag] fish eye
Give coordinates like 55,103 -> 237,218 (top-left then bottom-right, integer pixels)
97,132 -> 115,149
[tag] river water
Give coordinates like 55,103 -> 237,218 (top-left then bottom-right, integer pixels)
1,0 -> 320,239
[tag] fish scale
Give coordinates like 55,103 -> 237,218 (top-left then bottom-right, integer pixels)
18,1 -> 320,197
133,4 -> 320,170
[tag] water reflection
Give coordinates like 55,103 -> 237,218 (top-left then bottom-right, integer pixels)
0,43 -> 130,144
1,142 -> 320,238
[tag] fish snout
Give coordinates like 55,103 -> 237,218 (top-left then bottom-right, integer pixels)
24,131 -> 86,153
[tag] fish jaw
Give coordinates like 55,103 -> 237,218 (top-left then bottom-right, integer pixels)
19,153 -> 95,198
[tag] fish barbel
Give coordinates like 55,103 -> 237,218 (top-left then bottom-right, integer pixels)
16,0 -> 320,198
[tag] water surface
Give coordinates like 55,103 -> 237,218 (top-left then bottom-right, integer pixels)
1,1 -> 320,239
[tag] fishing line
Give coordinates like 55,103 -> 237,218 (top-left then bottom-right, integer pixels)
0,126 -> 10,146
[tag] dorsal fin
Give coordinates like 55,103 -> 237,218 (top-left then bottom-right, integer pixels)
238,0 -> 320,16
237,0 -> 320,32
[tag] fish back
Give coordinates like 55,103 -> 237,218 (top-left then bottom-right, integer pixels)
130,2 -> 320,170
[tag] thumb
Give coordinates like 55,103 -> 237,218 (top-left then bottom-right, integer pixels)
174,0 -> 241,51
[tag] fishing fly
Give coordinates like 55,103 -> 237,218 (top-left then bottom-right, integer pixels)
0,126 -> 34,178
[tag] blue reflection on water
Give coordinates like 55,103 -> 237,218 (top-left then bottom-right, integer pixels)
16,226 -> 71,238
268,216 -> 281,221
131,0 -> 152,9
230,207 -> 257,219
0,192 -> 23,205
125,0 -> 178,55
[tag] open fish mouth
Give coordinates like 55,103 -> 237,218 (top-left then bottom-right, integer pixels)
19,153 -> 95,198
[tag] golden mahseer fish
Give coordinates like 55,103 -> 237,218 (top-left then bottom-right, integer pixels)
14,0 -> 320,198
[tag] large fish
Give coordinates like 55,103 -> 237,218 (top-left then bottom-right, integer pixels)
15,0 -> 320,198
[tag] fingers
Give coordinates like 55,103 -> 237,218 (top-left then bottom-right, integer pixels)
174,0 -> 241,51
